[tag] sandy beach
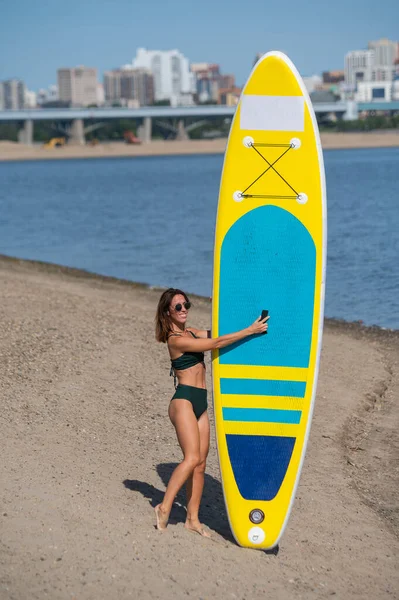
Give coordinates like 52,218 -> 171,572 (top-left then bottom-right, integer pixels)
0,130 -> 398,163
0,254 -> 398,599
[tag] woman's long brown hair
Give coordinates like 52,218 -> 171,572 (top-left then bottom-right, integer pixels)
155,288 -> 190,343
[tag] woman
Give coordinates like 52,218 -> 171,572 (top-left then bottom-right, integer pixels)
154,288 -> 268,536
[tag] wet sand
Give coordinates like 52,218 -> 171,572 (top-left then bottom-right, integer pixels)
0,130 -> 398,163
0,255 -> 398,599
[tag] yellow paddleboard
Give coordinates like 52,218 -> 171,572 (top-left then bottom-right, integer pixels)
211,51 -> 326,549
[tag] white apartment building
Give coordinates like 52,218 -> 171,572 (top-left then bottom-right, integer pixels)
346,39 -> 398,95
0,79 -> 26,109
356,81 -> 393,102
57,66 -> 98,106
132,48 -> 195,106
344,50 -> 375,87
368,38 -> 397,82
356,76 -> 399,102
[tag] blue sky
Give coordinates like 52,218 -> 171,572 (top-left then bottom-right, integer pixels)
1,0 -> 398,90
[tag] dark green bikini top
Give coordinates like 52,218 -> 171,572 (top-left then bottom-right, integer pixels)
169,331 -> 205,387
169,330 -> 204,370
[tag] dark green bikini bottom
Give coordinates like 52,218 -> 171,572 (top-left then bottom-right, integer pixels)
171,384 -> 208,420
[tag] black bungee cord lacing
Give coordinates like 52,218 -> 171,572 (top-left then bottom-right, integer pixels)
240,141 -> 300,200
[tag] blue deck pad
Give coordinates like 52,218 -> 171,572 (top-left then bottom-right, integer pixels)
223,407 -> 302,424
220,378 -> 306,397
226,434 -> 296,501
218,206 -> 316,368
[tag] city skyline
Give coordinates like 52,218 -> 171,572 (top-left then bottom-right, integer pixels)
2,36 -> 398,110
1,0 -> 399,91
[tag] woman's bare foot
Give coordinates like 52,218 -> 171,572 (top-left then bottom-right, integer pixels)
154,504 -> 169,531
184,517 -> 211,538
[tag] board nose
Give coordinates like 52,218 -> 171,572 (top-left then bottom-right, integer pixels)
244,53 -> 303,97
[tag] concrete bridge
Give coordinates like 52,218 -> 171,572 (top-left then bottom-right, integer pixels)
0,100 -> 396,145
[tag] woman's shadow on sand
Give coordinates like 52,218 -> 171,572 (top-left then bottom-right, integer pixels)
123,463 -> 234,542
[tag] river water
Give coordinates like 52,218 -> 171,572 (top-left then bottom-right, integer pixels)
0,147 -> 398,329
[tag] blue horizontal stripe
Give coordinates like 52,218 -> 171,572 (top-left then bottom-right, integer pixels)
223,407 -> 302,424
220,378 -> 306,398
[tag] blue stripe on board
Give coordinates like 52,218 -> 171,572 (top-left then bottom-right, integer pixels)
226,434 -> 296,501
222,407 -> 302,424
220,378 -> 306,398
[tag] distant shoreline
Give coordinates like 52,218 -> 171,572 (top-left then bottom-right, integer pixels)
0,130 -> 398,162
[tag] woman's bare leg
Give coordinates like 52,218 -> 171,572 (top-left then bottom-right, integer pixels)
185,411 -> 210,536
155,399 -> 201,530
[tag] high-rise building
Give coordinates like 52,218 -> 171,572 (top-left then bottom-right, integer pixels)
57,67 -> 98,106
345,39 -> 398,93
191,64 -> 235,103
367,38 -> 397,82
191,63 -> 220,102
104,68 -> 154,106
344,50 -> 375,87
368,38 -> 397,67
0,79 -> 26,109
104,71 -> 122,104
132,48 -> 195,106
354,46 -> 399,102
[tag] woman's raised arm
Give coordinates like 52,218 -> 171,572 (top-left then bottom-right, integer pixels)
169,317 -> 269,353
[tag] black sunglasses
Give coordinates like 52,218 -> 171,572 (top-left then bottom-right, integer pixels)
172,301 -> 191,312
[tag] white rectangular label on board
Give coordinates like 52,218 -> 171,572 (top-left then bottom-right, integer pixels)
240,95 -> 305,131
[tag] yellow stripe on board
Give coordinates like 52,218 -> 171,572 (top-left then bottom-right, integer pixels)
223,421 -> 299,437
218,364 -> 308,382
221,394 -> 304,411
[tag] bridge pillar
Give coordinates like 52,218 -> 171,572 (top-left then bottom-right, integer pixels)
18,119 -> 33,145
137,117 -> 152,143
69,119 -> 85,145
176,119 -> 189,141
343,100 -> 359,121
